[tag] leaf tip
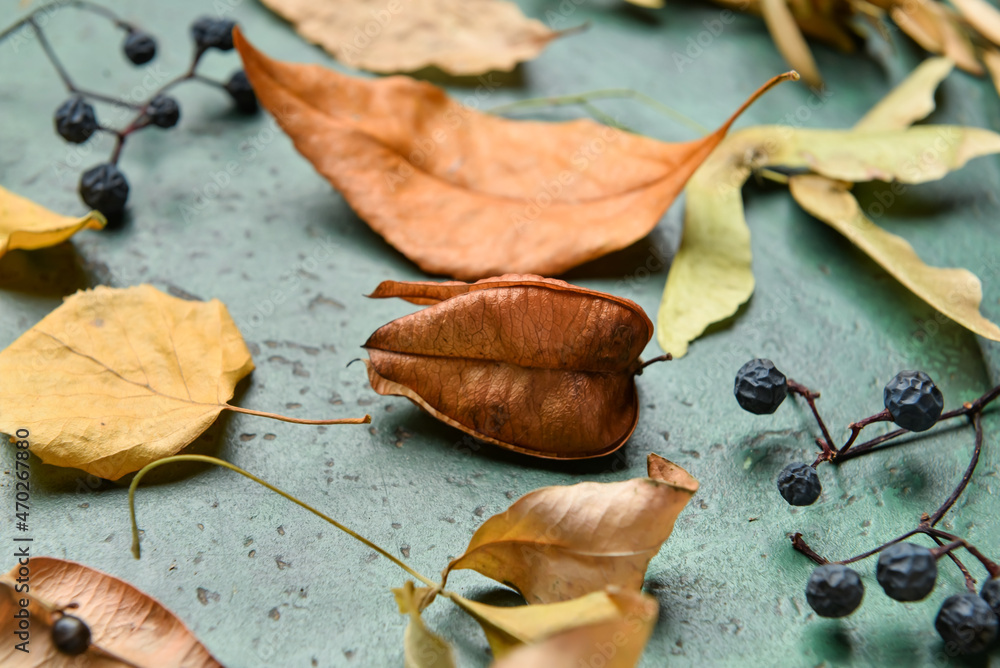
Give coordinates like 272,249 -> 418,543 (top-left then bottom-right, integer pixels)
647,453 -> 699,494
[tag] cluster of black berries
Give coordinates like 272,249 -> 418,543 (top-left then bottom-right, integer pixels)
34,9 -> 259,219
734,358 -> 1000,654
735,360 -> 943,507
806,549 -> 999,653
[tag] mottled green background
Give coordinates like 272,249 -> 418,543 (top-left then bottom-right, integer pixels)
1,0 -> 1000,666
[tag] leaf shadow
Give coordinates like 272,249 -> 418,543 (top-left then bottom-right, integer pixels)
405,65 -> 526,89
0,244 -> 92,298
560,226 -> 674,282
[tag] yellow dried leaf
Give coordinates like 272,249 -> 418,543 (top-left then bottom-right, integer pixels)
0,185 -> 105,258
488,588 -> 658,668
449,590 -> 622,659
854,57 -> 953,131
259,0 -> 565,75
789,175 -> 1000,341
441,455 -> 698,604
658,61 -> 1000,357
0,285 -> 368,479
761,0 -> 823,87
393,582 -> 456,668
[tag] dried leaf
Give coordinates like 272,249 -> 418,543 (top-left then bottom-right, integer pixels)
789,175 -> 1000,340
928,2 -> 982,74
489,588 -> 658,668
0,557 -> 220,667
890,1 -> 945,54
761,0 -> 823,87
441,454 -> 699,603
658,59 -> 1000,356
449,590 -> 622,659
984,47 -> 1000,97
363,275 -> 653,459
235,28 -> 792,279
393,582 -> 456,668
0,185 -> 105,258
854,57 -> 953,131
259,0 -> 566,75
951,0 -> 1000,45
0,285 -> 366,479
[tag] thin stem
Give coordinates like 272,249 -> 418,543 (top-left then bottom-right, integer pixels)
929,534 -> 977,592
838,528 -> 922,564
930,412 -> 982,526
128,455 -> 437,588
790,532 -> 827,565
925,528 -> 1000,579
636,353 -> 672,375
787,379 -> 835,459
222,405 -> 371,425
838,409 -> 892,456
29,17 -> 72,90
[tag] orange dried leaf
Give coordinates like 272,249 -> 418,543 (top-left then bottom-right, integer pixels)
363,275 -> 654,459
259,0 -> 567,75
0,557 -> 220,667
235,28 -> 793,279
441,454 -> 698,603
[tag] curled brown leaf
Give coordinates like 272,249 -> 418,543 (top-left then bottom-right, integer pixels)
440,455 -> 698,603
364,275 -> 653,459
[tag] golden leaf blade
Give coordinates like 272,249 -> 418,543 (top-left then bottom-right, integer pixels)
0,285 -> 255,479
0,185 -> 105,258
929,2 -> 983,74
854,57 -> 953,131
0,557 -> 220,667
441,461 -> 698,604
789,175 -> 1000,341
761,0 -> 823,87
951,0 -> 1000,46
259,0 -> 563,75
983,48 -> 1000,98
488,588 -> 658,668
235,29 -> 791,279
890,1 -> 945,54
393,582 -> 457,668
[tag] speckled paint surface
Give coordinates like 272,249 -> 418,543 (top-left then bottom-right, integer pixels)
1,1 -> 999,666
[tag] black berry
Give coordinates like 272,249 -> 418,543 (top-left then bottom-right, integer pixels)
224,70 -> 257,114
79,164 -> 129,216
734,359 -> 788,415
52,614 -> 91,655
935,593 -> 999,654
982,578 -> 1000,618
875,542 -> 937,601
805,563 -> 864,618
191,17 -> 237,51
883,370 -> 943,432
122,31 -> 156,65
145,94 -> 180,128
54,96 -> 98,144
776,462 -> 821,506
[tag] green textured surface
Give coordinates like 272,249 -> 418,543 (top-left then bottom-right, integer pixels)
2,0 -> 1000,666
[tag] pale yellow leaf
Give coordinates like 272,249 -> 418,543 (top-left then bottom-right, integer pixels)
393,582 -> 457,668
789,175 -> 1000,341
0,285 -> 255,479
761,0 -> 823,87
951,0 -> 1000,46
0,185 -> 105,258
441,458 -> 698,604
488,588 -> 658,668
449,590 -> 621,659
258,0 -> 564,75
854,57 -> 953,131
656,150 -> 753,358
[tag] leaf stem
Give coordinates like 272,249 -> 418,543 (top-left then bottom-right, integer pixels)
128,455 -> 437,587
222,405 -> 372,425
